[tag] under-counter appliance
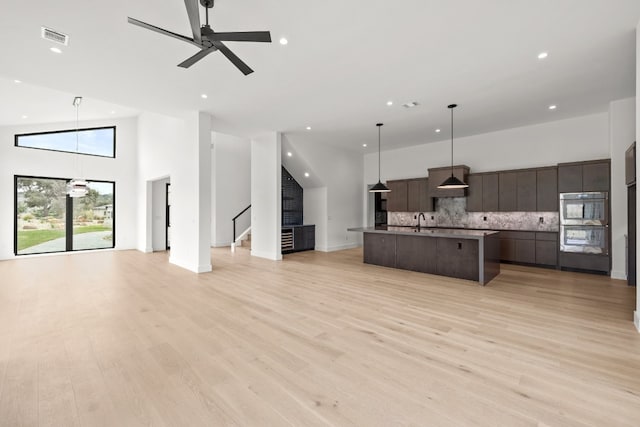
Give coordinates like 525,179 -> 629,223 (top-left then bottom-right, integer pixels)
560,192 -> 608,255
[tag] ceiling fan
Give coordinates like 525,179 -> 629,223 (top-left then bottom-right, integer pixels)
128,0 -> 272,75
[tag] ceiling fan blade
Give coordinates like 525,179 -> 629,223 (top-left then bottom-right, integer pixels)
207,31 -> 272,43
212,41 -> 254,75
177,47 -> 217,68
128,17 -> 199,47
183,0 -> 202,44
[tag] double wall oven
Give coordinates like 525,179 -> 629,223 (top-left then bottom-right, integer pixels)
559,192 -> 608,255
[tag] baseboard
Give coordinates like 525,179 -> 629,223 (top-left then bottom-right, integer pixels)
250,250 -> 282,261
635,311 -> 640,333
211,242 -> 231,248
611,269 -> 627,280
169,256 -> 212,273
316,243 -> 360,253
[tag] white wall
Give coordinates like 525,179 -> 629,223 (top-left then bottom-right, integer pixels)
137,111 -> 212,273
303,187 -> 328,250
151,177 -> 170,251
251,132 -> 282,260
283,138 -> 364,251
211,132 -> 251,247
609,98 -> 636,280
0,117 -> 138,260
364,113 -> 610,185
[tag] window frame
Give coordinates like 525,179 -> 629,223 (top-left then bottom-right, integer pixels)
14,175 -> 116,256
14,126 -> 117,158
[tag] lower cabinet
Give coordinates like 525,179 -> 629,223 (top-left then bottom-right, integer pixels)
499,231 -> 558,267
436,238 -> 479,281
364,233 -> 396,267
396,235 -> 437,274
282,225 -> 315,254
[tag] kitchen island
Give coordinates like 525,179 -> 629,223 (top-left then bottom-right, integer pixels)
348,226 -> 501,285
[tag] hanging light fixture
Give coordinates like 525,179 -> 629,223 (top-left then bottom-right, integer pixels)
437,104 -> 468,189
369,123 -> 391,193
67,96 -> 88,198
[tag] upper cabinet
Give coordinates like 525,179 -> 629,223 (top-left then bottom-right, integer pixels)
625,142 -> 635,186
467,173 -> 500,212
387,178 -> 432,212
536,167 -> 558,211
428,165 -> 470,198
468,167 -> 557,212
386,179 -> 408,212
558,160 -> 610,193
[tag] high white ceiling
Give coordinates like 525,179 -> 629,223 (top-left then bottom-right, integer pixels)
0,0 -> 638,152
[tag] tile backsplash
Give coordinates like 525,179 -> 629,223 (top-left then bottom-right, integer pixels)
388,197 -> 559,232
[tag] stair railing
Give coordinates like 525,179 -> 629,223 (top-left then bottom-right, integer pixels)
232,204 -> 251,243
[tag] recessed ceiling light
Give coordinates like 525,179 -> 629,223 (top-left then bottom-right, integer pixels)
304,172 -> 310,177
538,52 -> 548,59
435,129 -> 441,133
402,101 -> 419,109
21,115 -> 28,119
14,79 -> 21,84
362,144 -> 367,147
50,47 -> 62,54
386,101 -> 393,106
201,94 -> 208,99
306,126 -> 311,130
110,110 -> 116,114
287,152 -> 292,157
279,37 -> 288,45
548,104 -> 557,110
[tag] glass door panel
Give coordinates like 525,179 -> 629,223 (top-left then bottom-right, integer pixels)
72,181 -> 114,250
16,177 -> 67,255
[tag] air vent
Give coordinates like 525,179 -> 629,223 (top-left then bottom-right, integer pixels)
41,27 -> 69,45
402,101 -> 420,109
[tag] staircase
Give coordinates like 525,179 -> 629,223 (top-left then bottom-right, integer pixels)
231,227 -> 251,252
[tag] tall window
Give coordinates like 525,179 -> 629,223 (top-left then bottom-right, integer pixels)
15,176 -> 115,255
15,126 -> 116,158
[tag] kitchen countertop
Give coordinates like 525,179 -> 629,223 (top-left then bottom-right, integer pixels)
348,226 -> 500,240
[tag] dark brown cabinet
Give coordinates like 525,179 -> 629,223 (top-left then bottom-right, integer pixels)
466,174 -> 483,212
386,180 -> 408,212
407,178 -> 433,212
435,238 -> 479,280
582,162 -> 610,192
517,171 -> 537,211
558,160 -> 610,193
483,173 -> 500,211
499,231 -> 557,267
499,172 -> 517,211
363,233 -> 396,267
535,237 -> 558,267
625,143 -> 636,185
536,168 -> 558,211
396,235 -> 437,274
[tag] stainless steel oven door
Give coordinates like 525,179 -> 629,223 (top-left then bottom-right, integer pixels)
560,192 -> 608,225
560,225 -> 608,255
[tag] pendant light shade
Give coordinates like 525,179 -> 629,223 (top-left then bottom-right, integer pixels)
67,96 -> 88,198
438,104 -> 468,189
369,123 -> 391,193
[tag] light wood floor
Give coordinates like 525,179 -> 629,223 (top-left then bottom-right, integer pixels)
0,247 -> 639,426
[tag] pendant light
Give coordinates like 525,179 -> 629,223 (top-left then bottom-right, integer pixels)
437,104 -> 468,189
67,96 -> 88,198
369,123 -> 391,193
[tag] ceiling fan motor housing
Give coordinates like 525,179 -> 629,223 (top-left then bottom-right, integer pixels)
200,0 -> 214,8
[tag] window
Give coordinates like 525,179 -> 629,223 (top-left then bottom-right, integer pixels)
15,126 -> 116,158
15,176 -> 115,255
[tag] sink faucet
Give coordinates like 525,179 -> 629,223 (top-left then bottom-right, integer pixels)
417,212 -> 426,229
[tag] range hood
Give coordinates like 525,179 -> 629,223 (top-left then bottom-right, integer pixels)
428,165 -> 470,197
